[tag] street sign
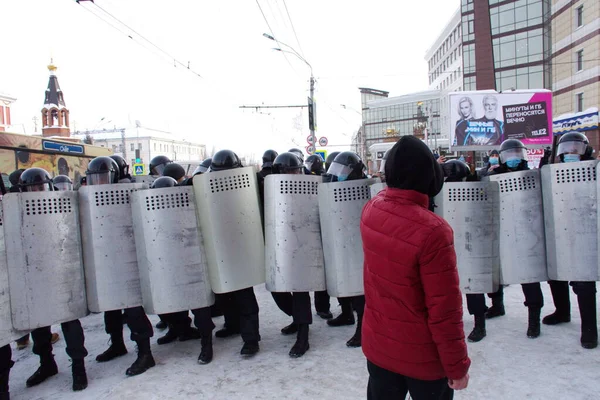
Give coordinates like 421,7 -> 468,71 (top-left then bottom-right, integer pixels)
315,150 -> 327,161
42,140 -> 84,155
318,137 -> 328,146
133,163 -> 145,176
306,135 -> 315,145
305,145 -> 315,155
308,97 -> 317,131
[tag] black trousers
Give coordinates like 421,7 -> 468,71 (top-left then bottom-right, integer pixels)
0,344 -> 12,393
548,280 -> 596,307
105,306 -> 153,342
271,292 -> 313,324
32,320 -> 88,360
367,361 -> 453,400
468,283 -> 544,316
160,309 -> 215,337
314,290 -> 330,313
217,288 -> 260,343
338,295 -> 365,318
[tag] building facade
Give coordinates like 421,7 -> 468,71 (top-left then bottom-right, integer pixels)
0,93 -> 15,132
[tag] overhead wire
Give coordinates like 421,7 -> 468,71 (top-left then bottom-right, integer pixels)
282,0 -> 305,58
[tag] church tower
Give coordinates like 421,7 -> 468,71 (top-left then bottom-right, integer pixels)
41,61 -> 70,137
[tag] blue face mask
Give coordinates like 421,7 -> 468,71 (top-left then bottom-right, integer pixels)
489,157 -> 499,165
337,174 -> 349,182
563,154 -> 581,163
506,159 -> 521,169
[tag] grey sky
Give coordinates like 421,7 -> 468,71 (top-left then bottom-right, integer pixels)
1,0 -> 458,159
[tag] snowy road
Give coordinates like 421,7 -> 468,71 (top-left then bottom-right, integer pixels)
8,284 -> 600,399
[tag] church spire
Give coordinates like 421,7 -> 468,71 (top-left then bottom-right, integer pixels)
41,60 -> 70,137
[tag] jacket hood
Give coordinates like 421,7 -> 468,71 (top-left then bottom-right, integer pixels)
385,135 -> 444,197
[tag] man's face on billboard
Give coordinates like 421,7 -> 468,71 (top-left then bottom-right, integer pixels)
483,97 -> 498,119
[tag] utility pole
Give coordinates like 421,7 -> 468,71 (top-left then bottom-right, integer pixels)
309,75 -> 316,153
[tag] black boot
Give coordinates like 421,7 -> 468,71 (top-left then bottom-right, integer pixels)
346,315 -> 362,348
71,359 -> 88,391
156,327 -> 178,345
96,334 -> 128,362
327,300 -> 355,327
215,326 -> 241,338
543,281 -> 571,325
578,294 -> 598,349
485,298 -> 505,319
26,354 -> 58,388
527,307 -> 541,339
468,315 -> 487,342
0,366 -> 11,400
125,339 -> 155,376
197,335 -> 213,365
155,320 -> 167,330
317,311 -> 333,319
179,327 -> 202,342
289,324 -> 310,358
240,341 -> 260,356
281,323 -> 298,335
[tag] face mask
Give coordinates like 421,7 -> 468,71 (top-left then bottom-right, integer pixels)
506,159 -> 521,169
563,154 -> 581,163
337,173 -> 349,182
489,157 -> 499,165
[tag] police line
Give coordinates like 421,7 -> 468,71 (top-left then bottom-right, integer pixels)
0,167 -> 378,347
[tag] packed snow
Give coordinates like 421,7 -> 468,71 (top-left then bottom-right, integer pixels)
7,284 -> 600,399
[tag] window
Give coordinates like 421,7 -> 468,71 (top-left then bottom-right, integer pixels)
139,143 -> 142,151
154,143 -> 157,151
130,143 -> 134,151
576,93 -> 584,113
576,6 -> 583,28
576,50 -> 583,71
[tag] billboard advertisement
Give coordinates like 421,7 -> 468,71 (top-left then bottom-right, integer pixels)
450,90 -> 553,150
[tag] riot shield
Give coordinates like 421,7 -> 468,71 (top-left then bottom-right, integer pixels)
0,202 -> 28,345
193,167 -> 265,294
264,174 -> 325,292
369,182 -> 387,198
318,178 -> 379,298
79,183 -> 148,312
487,170 -> 548,284
131,186 -> 214,314
3,191 -> 87,330
542,161 -> 599,281
439,182 -> 500,294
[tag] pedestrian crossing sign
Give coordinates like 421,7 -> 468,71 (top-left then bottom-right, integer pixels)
133,163 -> 145,176
315,150 -> 327,161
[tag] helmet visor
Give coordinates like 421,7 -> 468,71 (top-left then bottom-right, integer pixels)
55,182 -> 73,191
557,141 -> 587,156
327,161 -> 353,181
198,165 -> 209,174
304,161 -> 314,172
87,172 -> 115,186
290,151 -> 304,162
500,148 -> 527,163
379,159 -> 387,174
153,163 -> 170,176
23,183 -> 52,192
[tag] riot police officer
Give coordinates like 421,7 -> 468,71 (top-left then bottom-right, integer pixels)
162,163 -> 186,183
209,150 -> 261,356
149,155 -> 172,177
289,148 -> 311,175
110,155 -> 133,182
53,175 -> 73,191
485,139 -> 544,338
87,157 -> 156,376
542,132 -> 598,349
17,168 -> 89,391
269,153 -> 313,357
325,151 -> 367,347
305,154 -> 324,175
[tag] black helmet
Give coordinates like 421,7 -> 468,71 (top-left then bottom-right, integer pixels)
325,151 -> 341,172
150,176 -> 178,189
262,150 -> 278,168
110,155 -> 130,178
162,163 -> 186,182
272,152 -> 304,174
305,154 -> 324,175
210,150 -> 241,172
86,156 -> 120,185
18,167 -> 54,192
442,160 -> 470,182
499,139 -> 527,167
557,132 -> 589,158
327,151 -> 365,181
8,169 -> 25,186
193,158 -> 212,175
149,155 -> 172,176
53,175 -> 73,191
288,148 -> 304,162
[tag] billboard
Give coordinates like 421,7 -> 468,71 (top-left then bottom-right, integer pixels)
450,90 -> 552,150
553,108 -> 599,135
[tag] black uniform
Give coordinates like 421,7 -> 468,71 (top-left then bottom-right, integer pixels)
0,344 -> 13,397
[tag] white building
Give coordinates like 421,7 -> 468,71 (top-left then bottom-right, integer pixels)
0,92 -> 16,132
424,9 -> 463,143
72,127 -> 206,174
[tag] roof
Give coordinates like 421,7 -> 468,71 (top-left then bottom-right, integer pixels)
71,127 -> 205,146
366,89 -> 441,109
359,87 -> 389,97
44,74 -> 66,109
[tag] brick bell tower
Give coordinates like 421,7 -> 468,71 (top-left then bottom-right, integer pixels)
41,60 -> 70,137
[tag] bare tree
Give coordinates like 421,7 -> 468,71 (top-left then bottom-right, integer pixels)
83,133 -> 94,145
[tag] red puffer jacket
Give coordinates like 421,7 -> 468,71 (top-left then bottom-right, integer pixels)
361,188 -> 470,381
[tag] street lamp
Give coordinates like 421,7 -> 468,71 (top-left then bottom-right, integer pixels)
264,33 -> 316,154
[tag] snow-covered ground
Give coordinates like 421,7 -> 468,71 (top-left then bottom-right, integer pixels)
7,284 -> 600,399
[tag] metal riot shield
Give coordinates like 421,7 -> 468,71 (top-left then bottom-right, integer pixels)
370,182 -> 387,198
439,182 -> 500,294
487,170 -> 548,284
3,191 -> 87,330
79,183 -> 148,312
318,178 -> 379,298
131,186 -> 214,314
264,174 -> 325,292
193,167 -> 265,294
0,202 -> 28,346
541,161 -> 599,281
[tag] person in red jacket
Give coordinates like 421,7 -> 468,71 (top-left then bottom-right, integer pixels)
361,135 -> 471,399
